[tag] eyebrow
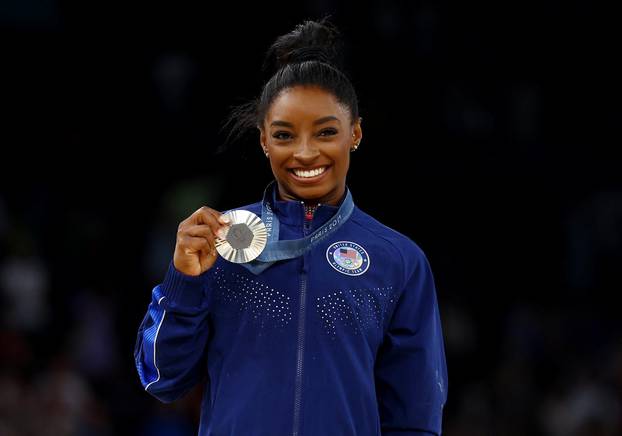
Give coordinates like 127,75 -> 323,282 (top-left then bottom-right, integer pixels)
270,116 -> 340,128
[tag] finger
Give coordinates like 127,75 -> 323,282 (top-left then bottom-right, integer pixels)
185,224 -> 215,240
183,209 -> 218,239
205,210 -> 232,240
178,235 -> 213,256
217,212 -> 231,225
185,224 -> 229,242
189,206 -> 229,236
189,206 -> 217,224
203,207 -> 232,229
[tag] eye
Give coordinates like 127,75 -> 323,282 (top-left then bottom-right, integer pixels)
319,128 -> 338,137
272,131 -> 293,141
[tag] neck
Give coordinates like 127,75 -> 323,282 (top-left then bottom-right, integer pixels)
275,182 -> 346,207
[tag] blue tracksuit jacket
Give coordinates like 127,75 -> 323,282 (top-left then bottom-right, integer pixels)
134,184 -> 448,435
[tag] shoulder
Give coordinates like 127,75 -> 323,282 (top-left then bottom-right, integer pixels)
349,206 -> 430,278
349,206 -> 424,255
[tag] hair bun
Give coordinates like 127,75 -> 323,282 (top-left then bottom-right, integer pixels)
263,17 -> 344,74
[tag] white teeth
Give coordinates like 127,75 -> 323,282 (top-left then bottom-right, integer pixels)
293,166 -> 327,178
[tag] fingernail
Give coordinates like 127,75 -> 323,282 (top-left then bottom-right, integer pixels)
219,215 -> 230,224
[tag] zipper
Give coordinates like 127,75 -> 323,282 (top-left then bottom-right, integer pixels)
292,203 -> 313,436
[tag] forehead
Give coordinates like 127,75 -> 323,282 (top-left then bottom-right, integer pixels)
267,86 -> 349,123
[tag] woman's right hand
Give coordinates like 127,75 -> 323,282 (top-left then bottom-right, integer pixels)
173,206 -> 231,276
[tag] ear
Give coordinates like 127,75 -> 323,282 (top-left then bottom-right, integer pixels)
258,126 -> 267,153
352,116 -> 363,145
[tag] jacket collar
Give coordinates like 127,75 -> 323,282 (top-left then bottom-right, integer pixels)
266,181 -> 349,229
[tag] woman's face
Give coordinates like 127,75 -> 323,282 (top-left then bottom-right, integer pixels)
260,85 -> 362,206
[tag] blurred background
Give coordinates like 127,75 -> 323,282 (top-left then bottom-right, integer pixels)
1,1 -> 621,435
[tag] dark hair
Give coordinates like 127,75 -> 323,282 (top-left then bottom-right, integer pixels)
221,17 -> 360,152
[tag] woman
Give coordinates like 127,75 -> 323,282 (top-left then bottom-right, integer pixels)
135,18 -> 448,436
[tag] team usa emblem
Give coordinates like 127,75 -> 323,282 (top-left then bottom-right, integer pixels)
326,241 -> 370,276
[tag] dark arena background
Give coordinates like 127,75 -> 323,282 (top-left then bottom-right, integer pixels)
1,1 -> 621,435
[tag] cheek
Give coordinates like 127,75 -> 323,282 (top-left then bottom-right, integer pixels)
268,152 -> 288,170
332,148 -> 351,171
339,142 -> 352,160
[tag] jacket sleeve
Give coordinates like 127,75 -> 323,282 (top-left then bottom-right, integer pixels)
375,247 -> 448,436
134,261 -> 213,403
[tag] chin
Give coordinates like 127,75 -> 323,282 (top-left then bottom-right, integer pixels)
295,185 -> 335,201
286,184 -> 325,199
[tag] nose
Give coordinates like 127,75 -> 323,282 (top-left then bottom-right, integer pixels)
293,139 -> 320,163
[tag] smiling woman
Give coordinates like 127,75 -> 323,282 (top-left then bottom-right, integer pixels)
134,17 -> 448,436
226,18 -> 363,209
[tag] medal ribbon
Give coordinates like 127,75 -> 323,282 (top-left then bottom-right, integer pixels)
239,181 -> 354,275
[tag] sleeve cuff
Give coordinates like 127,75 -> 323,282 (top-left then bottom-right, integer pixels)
160,261 -> 209,308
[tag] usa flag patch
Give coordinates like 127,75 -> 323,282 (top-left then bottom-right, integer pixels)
326,241 -> 370,276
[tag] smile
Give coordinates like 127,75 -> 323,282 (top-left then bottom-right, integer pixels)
290,166 -> 328,179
